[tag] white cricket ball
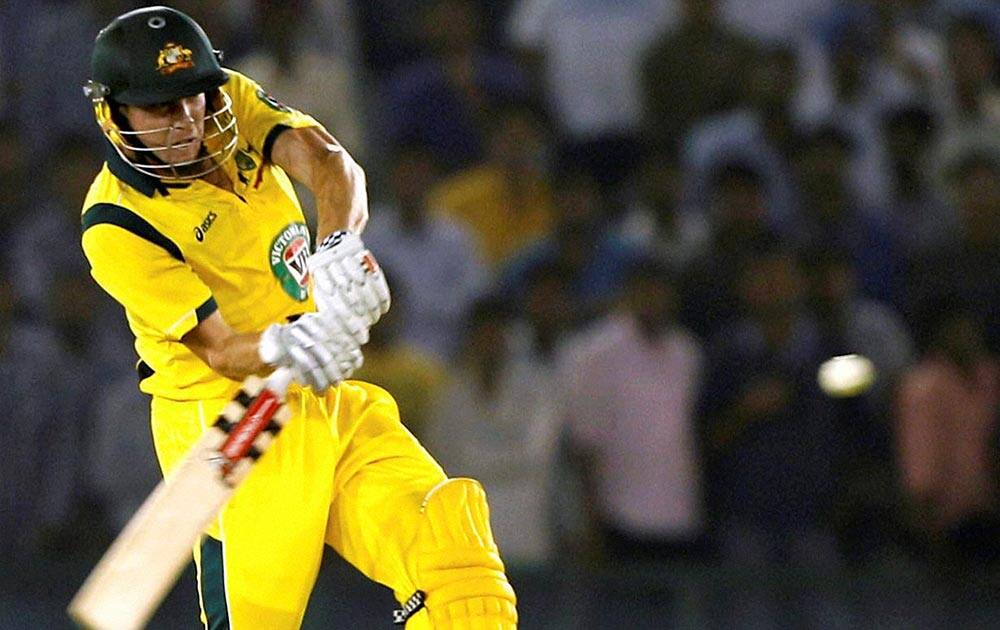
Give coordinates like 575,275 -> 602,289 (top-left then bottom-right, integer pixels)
817,354 -> 876,398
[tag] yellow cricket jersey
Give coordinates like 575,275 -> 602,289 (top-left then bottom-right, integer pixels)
81,69 -> 322,401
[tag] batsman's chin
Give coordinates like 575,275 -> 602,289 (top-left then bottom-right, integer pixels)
164,145 -> 201,165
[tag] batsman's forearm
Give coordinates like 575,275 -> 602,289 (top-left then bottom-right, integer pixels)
203,331 -> 271,382
313,147 -> 367,240
271,126 -> 369,239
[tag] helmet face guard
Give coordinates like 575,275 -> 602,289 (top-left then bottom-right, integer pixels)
89,86 -> 239,181
85,6 -> 238,182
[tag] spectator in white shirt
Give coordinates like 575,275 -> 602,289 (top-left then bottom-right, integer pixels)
364,143 -> 488,361
425,295 -> 563,569
508,0 -> 675,189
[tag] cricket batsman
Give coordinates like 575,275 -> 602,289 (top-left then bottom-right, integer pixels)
78,6 -> 516,628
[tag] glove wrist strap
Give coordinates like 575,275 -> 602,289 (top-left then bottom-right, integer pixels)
316,230 -> 352,253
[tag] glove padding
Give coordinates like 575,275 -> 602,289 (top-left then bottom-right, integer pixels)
308,231 -> 390,343
258,313 -> 363,392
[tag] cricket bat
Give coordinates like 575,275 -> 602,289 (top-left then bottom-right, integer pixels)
68,368 -> 294,630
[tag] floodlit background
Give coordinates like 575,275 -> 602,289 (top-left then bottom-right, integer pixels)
2,0 -> 1000,627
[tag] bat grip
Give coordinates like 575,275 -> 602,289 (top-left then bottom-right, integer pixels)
266,367 -> 294,397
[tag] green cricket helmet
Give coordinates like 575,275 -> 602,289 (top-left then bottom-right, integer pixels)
83,5 -> 238,181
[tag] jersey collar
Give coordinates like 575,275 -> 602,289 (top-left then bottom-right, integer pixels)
104,141 -> 191,197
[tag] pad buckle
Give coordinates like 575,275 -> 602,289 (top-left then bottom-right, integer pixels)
392,590 -> 426,625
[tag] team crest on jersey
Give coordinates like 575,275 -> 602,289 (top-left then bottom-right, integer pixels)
156,42 -> 195,75
256,88 -> 291,113
270,223 -> 311,301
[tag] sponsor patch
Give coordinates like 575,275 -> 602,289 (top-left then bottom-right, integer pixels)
269,223 -> 311,301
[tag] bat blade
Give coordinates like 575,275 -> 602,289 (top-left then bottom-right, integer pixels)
68,428 -> 233,630
68,371 -> 293,630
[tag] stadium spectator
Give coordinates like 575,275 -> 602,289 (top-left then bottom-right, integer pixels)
235,0 -> 365,160
6,134 -> 101,318
699,243 -> 841,564
1,0 -> 101,154
514,260 -> 580,366
352,0 -> 432,80
428,100 -> 556,269
682,45 -> 803,227
789,125 -> 901,307
0,277 -> 75,561
497,165 -> 640,318
562,256 -> 707,564
507,0 -> 674,190
796,3 -> 914,206
882,103 -> 961,260
908,147 -> 1000,352
379,0 -> 530,171
681,161 -> 778,340
425,296 -> 563,569
352,0 -> 516,80
896,303 -> 1000,566
614,143 -> 709,273
349,280 -> 447,442
641,0 -> 760,152
802,247 -> 915,562
363,143 -> 487,360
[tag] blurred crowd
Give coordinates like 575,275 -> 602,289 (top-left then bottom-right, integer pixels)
2,0 -> 1000,617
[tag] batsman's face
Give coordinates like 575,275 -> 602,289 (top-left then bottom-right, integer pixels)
121,94 -> 207,166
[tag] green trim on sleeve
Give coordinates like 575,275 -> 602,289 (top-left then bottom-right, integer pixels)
263,124 -> 292,162
81,203 -> 185,262
195,297 -> 218,322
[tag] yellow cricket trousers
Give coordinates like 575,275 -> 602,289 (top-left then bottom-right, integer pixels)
150,380 -> 448,629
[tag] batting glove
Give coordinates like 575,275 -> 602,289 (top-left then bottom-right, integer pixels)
258,313 -> 363,392
308,231 -> 390,344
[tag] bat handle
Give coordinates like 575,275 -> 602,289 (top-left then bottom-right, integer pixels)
266,367 -> 294,398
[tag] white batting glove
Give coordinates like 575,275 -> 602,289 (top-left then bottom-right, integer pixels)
308,231 -> 390,344
258,313 -> 363,392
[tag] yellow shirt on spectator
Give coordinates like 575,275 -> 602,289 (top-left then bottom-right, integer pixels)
428,165 -> 555,268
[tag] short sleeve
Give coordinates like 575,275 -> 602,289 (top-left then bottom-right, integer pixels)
222,69 -> 322,158
82,223 -> 216,341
